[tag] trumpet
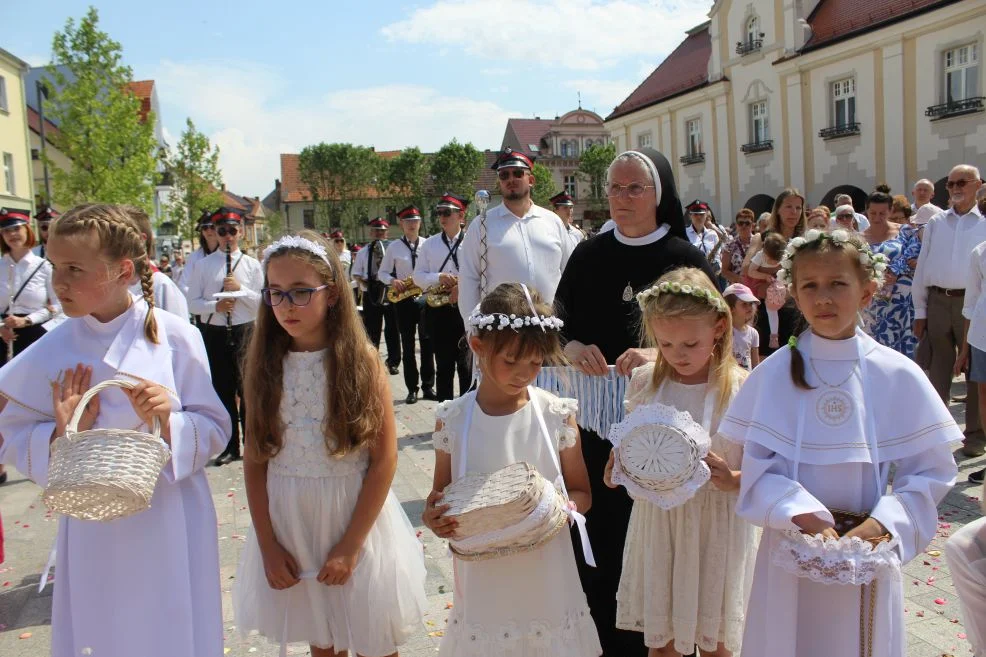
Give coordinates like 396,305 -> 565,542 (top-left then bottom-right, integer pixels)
424,283 -> 453,307
386,277 -> 423,303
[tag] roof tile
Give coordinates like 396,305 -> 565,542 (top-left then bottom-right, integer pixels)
805,0 -> 955,50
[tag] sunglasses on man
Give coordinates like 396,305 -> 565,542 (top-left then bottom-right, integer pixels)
436,208 -> 459,217
735,220 -> 752,226
946,178 -> 976,190
217,226 -> 238,237
498,169 -> 527,181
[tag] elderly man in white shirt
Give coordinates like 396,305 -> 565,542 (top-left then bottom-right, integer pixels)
911,178 -> 944,214
913,164 -> 986,457
458,148 -> 573,324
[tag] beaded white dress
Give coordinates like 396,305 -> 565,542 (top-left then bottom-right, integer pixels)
234,350 -> 427,655
615,364 -> 757,654
434,387 -> 602,657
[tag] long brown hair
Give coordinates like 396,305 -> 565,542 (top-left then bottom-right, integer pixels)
243,230 -> 385,462
0,224 -> 37,254
50,204 -> 158,343
768,188 -> 807,237
635,267 -> 745,415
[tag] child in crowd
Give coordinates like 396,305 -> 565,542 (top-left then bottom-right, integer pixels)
723,283 -> 761,370
749,233 -> 788,348
423,282 -> 601,657
604,267 -> 756,657
234,231 -> 427,657
719,228 -> 959,657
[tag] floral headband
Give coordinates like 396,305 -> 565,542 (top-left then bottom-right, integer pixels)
262,235 -> 331,267
776,228 -> 887,285
466,283 -> 564,334
636,280 -> 727,313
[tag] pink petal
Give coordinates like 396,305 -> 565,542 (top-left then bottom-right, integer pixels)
959,633 -> 967,639
934,598 -> 947,605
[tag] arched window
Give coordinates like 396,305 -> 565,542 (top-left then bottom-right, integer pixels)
746,15 -> 761,46
561,140 -> 570,158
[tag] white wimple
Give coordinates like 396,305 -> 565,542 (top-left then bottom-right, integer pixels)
262,235 -> 331,266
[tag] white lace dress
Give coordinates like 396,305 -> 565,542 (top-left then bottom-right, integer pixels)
615,364 -> 758,654
233,350 -> 427,655
434,387 -> 602,657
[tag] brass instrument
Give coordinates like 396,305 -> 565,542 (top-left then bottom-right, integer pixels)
424,283 -> 453,307
386,277 -> 423,303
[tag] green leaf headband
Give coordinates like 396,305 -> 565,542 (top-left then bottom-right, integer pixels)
636,280 -> 727,313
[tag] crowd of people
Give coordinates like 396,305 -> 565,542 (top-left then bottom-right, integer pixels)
0,146 -> 982,657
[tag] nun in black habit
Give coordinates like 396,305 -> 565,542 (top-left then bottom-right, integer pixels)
554,148 -> 715,657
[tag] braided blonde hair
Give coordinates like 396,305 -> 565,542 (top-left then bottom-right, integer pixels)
51,204 -> 159,344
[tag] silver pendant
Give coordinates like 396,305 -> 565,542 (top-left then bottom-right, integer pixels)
622,283 -> 634,302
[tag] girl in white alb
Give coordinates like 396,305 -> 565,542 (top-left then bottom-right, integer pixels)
0,204 -> 231,657
604,267 -> 756,657
423,282 -> 601,657
719,228 -> 959,657
234,232 -> 426,657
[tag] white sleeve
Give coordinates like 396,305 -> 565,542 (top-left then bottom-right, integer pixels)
413,242 -> 441,290
162,327 -> 233,481
186,258 -> 218,317
964,245 -> 984,321
0,403 -> 56,486
912,219 -> 934,319
458,223 -> 482,324
26,263 -> 56,326
870,444 -> 957,563
153,273 -> 190,319
557,217 -> 573,273
236,259 -> 263,316
378,243 -> 397,285
736,441 -> 834,531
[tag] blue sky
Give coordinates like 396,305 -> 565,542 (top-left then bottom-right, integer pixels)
2,0 -> 712,196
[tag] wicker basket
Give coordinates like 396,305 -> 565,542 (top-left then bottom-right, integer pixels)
619,423 -> 703,493
43,379 -> 172,522
443,462 -> 569,561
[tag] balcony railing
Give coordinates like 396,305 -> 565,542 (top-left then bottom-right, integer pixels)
736,37 -> 763,56
925,97 -> 985,120
819,122 -> 861,140
679,152 -> 705,165
741,140 -> 773,154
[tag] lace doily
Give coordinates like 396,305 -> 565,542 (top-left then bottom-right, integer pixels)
444,607 -> 599,656
609,402 -> 712,510
771,530 -> 902,586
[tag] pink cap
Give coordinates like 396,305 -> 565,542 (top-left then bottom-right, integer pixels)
722,283 -> 759,304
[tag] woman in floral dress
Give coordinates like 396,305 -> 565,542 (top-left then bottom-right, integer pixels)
862,191 -> 917,357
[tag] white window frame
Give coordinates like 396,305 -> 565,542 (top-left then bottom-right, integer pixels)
686,119 -> 702,156
637,132 -> 653,149
0,76 -> 8,112
2,153 -> 14,194
746,15 -> 761,46
943,43 -> 980,102
560,140 -> 570,157
564,175 -> 577,199
831,77 -> 856,127
750,101 -> 769,144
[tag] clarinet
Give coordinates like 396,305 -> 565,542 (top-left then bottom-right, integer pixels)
225,243 -> 233,347
5,262 -> 14,362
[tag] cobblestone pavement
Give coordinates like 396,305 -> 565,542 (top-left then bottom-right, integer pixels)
0,365 -> 983,656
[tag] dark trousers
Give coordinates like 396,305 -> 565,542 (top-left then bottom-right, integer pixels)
574,428 -> 648,657
427,304 -> 471,402
202,323 -> 250,457
0,319 -> 47,366
927,289 -> 983,443
756,302 -> 803,358
394,298 -> 434,393
362,300 -> 402,367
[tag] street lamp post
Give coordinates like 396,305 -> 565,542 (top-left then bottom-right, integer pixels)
35,81 -> 51,205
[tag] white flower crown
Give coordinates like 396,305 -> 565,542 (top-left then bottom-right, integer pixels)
776,228 -> 888,285
262,235 -> 331,267
466,308 -> 565,333
636,281 -> 727,312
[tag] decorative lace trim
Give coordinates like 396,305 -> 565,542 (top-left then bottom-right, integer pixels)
546,396 -> 579,449
452,484 -> 560,552
443,607 -> 599,656
616,614 -> 746,654
771,530 -> 902,586
612,455 -> 711,509
435,399 -> 463,421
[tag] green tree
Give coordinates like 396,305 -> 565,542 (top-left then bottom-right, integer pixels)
43,7 -> 159,211
298,143 -> 380,233
262,209 -> 283,243
430,139 -> 485,201
165,118 -> 224,242
577,142 -> 617,211
530,162 -> 557,208
385,147 -> 432,230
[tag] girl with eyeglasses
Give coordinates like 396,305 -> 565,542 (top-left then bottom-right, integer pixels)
235,231 -> 427,657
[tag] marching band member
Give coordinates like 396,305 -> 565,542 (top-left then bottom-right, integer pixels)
458,148 -> 574,323
186,207 -> 263,465
32,206 -> 58,258
352,217 -> 402,375
413,193 -> 471,402
328,229 -> 352,281
379,206 -> 435,404
0,207 -> 58,366
551,191 -> 586,248
129,207 -> 189,319
177,210 -> 220,298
